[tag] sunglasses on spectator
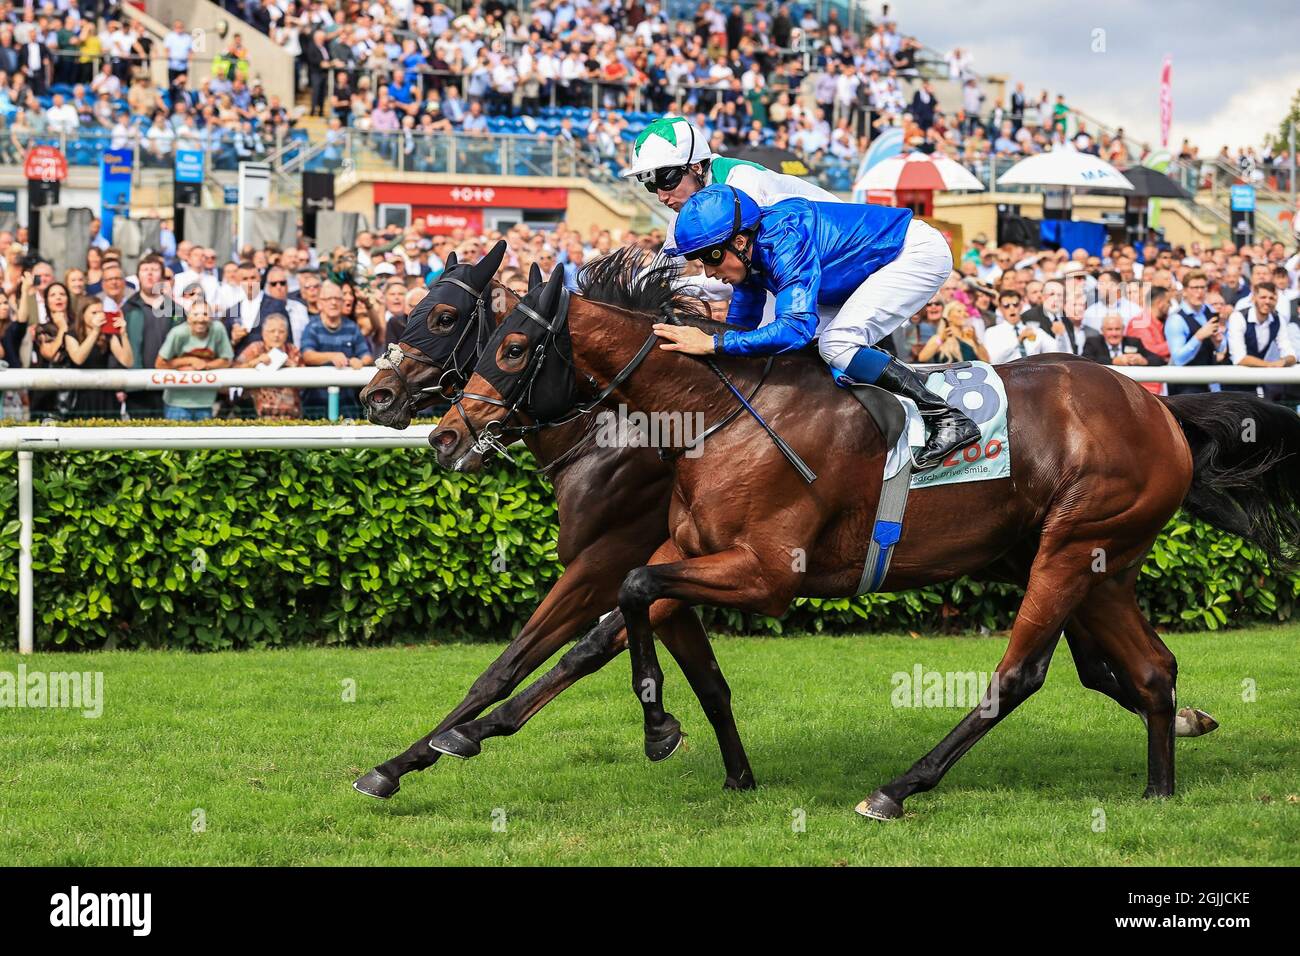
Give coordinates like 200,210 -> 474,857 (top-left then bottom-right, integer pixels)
267,279 -> 287,286
635,165 -> 688,194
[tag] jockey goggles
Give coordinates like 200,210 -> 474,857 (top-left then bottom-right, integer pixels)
635,164 -> 689,194
633,121 -> 698,194
680,187 -> 745,266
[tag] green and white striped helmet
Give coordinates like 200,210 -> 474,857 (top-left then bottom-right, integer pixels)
620,116 -> 714,179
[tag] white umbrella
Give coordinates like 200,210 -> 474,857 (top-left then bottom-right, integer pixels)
996,146 -> 1134,190
853,151 -> 985,193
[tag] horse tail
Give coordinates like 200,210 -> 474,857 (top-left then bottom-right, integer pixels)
1161,392 -> 1300,570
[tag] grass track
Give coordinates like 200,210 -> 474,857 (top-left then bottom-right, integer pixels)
2,628 -> 1297,865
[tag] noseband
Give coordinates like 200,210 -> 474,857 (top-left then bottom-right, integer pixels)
372,273 -> 508,412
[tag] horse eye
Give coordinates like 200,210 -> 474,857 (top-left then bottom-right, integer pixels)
507,344 -> 525,359
436,312 -> 456,326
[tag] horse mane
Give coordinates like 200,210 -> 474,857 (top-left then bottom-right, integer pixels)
575,246 -> 720,331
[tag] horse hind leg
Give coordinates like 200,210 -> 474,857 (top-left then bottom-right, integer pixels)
1068,572 -> 1179,798
1066,615 -> 1217,739
858,538 -> 1100,821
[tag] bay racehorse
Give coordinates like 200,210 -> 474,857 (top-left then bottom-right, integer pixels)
430,252 -> 1298,818
355,243 -> 758,796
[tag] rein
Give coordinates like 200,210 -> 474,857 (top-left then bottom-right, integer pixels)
452,292 -> 801,476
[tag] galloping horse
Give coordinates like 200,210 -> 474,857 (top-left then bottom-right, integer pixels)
430,253 -> 1299,817
355,242 -> 758,796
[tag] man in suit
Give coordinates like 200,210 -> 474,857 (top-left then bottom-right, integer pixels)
1020,277 -> 1065,332
983,290 -> 1060,363
1099,314 -> 1164,368
1055,290 -> 1107,361
304,30 -> 333,117
1009,82 -> 1026,131
225,261 -> 294,358
910,79 -> 937,130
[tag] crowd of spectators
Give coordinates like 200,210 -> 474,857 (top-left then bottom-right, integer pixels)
0,10 -> 295,170
893,234 -> 1300,404
3,2 -> 1294,194
0,213 -> 668,420
3,203 -> 1299,423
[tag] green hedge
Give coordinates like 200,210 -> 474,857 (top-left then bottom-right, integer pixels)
1,420 -> 1297,649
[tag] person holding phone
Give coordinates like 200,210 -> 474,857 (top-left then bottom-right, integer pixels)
64,298 -> 134,418
918,302 -> 990,364
1165,270 -> 1227,395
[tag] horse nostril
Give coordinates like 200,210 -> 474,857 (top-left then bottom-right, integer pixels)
369,388 -> 393,408
431,428 -> 459,452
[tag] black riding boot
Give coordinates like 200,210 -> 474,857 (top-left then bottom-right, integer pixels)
873,357 -> 981,470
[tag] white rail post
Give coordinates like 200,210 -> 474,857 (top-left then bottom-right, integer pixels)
18,450 -> 33,655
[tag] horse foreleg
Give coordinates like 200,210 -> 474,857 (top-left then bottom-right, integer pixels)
355,553 -> 620,798
655,601 -> 755,790
619,543 -> 794,777
429,595 -> 755,788
427,610 -> 628,756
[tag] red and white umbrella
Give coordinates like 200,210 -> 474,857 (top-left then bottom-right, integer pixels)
853,151 -> 985,194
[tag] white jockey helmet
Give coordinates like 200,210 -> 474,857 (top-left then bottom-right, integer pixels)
620,116 -> 714,181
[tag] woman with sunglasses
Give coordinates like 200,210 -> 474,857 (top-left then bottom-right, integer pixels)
652,184 -> 979,470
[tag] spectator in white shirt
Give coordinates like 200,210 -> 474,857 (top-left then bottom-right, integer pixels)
45,94 -> 78,133
173,246 -> 219,303
984,290 -> 1057,363
1226,284 -> 1295,399
1083,270 -> 1141,330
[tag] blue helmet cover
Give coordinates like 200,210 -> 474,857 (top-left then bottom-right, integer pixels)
666,184 -> 761,257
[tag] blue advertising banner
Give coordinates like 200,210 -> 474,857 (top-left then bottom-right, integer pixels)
1230,185 -> 1256,212
100,149 -> 133,242
175,149 -> 205,184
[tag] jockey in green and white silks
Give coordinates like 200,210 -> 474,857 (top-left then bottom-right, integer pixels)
621,116 -> 839,212
621,116 -> 839,307
653,184 -> 981,470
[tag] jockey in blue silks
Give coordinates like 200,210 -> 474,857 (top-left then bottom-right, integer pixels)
653,183 -> 980,469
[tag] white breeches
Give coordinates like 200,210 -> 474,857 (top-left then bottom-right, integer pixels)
816,218 -> 954,370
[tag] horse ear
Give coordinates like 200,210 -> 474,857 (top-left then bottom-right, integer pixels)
539,264 -> 566,314
528,262 -> 543,290
472,239 -> 508,288
444,251 -> 458,270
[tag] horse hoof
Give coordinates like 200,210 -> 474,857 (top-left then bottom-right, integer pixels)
855,790 -> 905,821
428,729 -> 482,759
724,773 -> 757,791
1175,707 -> 1219,738
644,721 -> 683,762
1143,785 -> 1174,800
353,768 -> 400,799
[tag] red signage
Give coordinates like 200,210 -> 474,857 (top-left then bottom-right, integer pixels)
24,145 -> 68,183
373,183 -> 568,209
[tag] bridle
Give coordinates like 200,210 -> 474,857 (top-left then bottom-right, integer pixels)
448,292 -> 777,473
373,271 -> 514,413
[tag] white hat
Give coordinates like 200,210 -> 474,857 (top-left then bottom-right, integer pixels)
620,116 -> 714,180
372,262 -> 397,276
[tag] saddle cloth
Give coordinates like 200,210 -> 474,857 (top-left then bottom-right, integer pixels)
847,361 -> 1011,594
902,361 -> 1011,489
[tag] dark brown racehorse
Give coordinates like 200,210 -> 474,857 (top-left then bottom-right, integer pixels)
354,243 -> 758,797
431,253 -> 1299,818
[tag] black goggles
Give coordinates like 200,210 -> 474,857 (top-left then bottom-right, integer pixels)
636,164 -> 687,194
682,186 -> 744,266
683,243 -> 729,265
